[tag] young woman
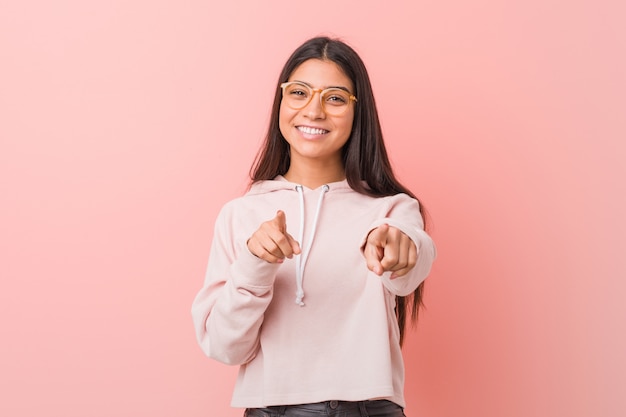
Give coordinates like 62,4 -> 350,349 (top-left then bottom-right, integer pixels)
192,36 -> 436,417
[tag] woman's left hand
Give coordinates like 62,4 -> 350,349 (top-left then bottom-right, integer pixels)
363,224 -> 418,279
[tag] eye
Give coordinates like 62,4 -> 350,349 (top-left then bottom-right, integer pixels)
324,90 -> 349,106
285,84 -> 310,100
291,89 -> 307,97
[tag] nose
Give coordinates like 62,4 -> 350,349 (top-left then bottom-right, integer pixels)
303,90 -> 326,119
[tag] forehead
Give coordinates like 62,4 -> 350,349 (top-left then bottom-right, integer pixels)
288,59 -> 353,90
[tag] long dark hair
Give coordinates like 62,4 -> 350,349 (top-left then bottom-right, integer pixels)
250,36 -> 426,345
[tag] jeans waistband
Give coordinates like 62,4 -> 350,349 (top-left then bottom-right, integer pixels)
245,399 -> 403,416
282,400 -> 361,411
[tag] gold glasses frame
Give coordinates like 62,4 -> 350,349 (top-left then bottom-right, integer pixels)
280,81 -> 357,115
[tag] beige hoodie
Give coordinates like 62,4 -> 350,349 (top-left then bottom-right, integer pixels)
191,176 -> 436,408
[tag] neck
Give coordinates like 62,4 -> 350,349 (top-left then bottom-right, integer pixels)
284,157 -> 345,189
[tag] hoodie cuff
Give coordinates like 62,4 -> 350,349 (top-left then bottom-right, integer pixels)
229,245 -> 281,293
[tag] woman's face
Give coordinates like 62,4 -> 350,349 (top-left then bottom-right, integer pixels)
279,59 -> 355,168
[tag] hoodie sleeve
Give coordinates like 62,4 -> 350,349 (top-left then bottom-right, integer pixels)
361,194 -> 437,296
191,205 -> 281,365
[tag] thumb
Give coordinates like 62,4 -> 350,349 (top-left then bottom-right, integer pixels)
367,223 -> 389,248
286,232 -> 301,255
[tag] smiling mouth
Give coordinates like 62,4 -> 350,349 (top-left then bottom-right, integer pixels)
297,126 -> 329,135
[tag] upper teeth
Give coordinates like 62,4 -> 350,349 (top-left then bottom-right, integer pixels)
299,126 -> 327,135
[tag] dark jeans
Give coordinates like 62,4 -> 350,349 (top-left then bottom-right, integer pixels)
244,399 -> 406,417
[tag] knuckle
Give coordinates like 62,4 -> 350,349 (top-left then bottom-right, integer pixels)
386,253 -> 399,265
269,246 -> 283,257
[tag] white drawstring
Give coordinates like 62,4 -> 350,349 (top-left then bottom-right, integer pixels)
294,184 -> 329,306
295,185 -> 305,305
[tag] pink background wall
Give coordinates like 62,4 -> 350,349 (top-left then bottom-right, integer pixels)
1,1 -> 624,416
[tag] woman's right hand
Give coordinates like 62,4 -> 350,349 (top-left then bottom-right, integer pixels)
247,210 -> 301,263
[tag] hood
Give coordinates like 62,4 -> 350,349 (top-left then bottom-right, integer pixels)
247,175 -> 353,195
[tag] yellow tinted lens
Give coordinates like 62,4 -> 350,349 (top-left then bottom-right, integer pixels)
283,83 -> 311,109
321,89 -> 351,115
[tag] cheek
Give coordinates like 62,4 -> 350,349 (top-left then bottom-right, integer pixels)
338,114 -> 355,139
279,105 -> 296,129
278,106 -> 290,137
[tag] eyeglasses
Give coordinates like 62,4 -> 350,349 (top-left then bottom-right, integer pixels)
280,81 -> 357,116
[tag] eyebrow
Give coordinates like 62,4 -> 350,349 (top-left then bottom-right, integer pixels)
292,80 -> 353,94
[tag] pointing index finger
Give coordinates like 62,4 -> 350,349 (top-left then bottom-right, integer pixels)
275,210 -> 287,233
